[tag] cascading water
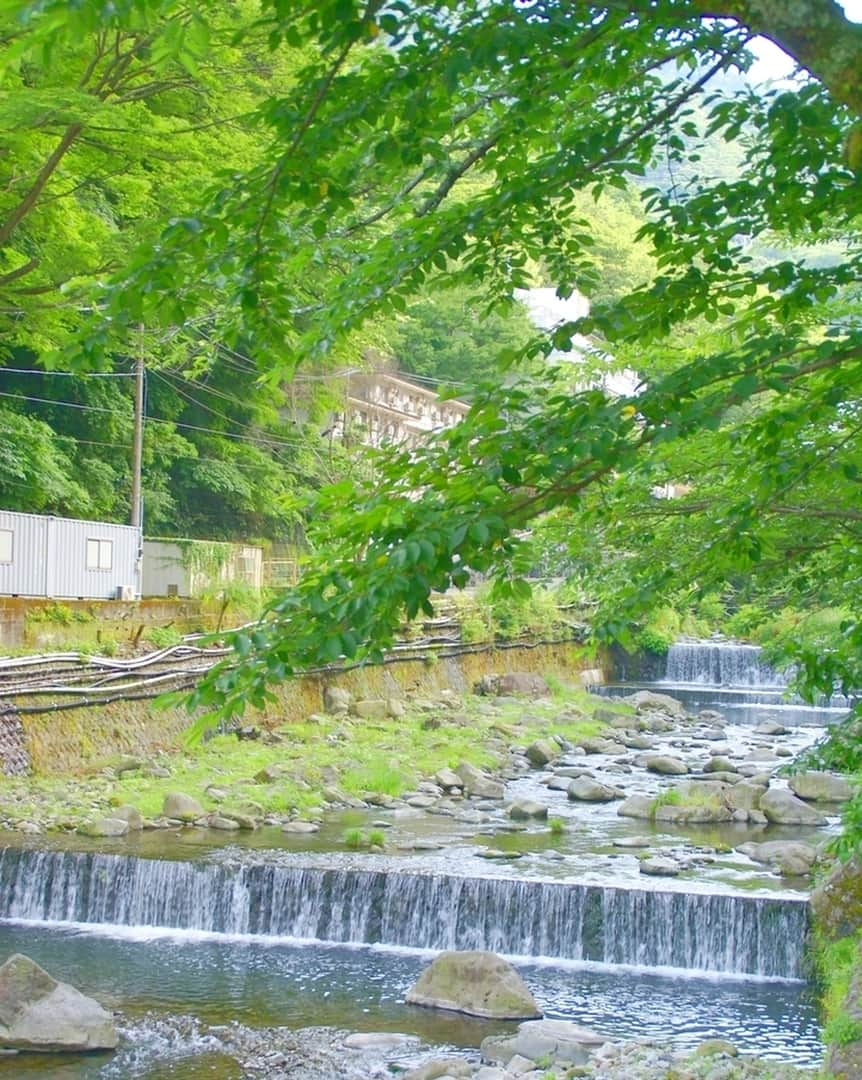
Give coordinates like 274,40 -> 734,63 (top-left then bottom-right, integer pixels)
663,642 -> 789,688
0,848 -> 808,979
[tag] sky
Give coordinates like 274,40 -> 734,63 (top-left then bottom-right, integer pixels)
748,0 -> 862,82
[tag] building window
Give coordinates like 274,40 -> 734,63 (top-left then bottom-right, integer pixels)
86,538 -> 113,571
0,528 -> 12,564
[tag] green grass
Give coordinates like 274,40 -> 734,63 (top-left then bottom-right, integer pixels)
548,817 -> 565,836
812,929 -> 862,1049
0,678 -> 619,829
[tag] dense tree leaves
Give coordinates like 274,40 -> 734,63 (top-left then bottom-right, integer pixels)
2,2 -> 861,742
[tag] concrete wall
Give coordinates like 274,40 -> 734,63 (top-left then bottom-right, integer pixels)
142,540 -> 263,598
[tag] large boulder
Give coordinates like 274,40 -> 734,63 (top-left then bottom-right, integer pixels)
567,777 -> 624,802
737,840 -> 818,876
76,817 -> 129,838
789,771 -> 853,803
507,799 -> 548,821
0,954 -> 117,1052
724,781 -> 766,812
760,788 -> 828,826
481,1019 -> 606,1067
617,795 -> 653,819
162,792 -> 204,821
625,690 -> 687,719
405,951 -> 541,1020
455,762 -> 505,800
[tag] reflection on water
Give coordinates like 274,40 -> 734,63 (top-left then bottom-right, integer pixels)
0,922 -> 822,1078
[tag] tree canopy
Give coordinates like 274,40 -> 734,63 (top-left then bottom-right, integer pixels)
1,1 -> 861,736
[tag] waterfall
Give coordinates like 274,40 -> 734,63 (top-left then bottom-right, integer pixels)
0,849 -> 808,979
664,642 -> 789,688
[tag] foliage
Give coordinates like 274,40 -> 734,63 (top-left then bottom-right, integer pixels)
4,1 -> 862,845
144,625 -> 183,650
812,929 -> 862,1047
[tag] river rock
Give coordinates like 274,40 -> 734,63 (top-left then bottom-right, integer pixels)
737,840 -> 818,876
0,953 -> 117,1052
508,799 -> 548,821
617,795 -> 653,818
754,720 -> 788,736
405,951 -> 541,1020
644,754 -> 689,776
576,736 -> 626,755
725,781 -> 766,812
639,856 -> 681,877
435,768 -> 462,790
403,1057 -> 474,1080
455,763 -> 504,800
789,771 -> 853,802
704,756 -> 738,774
481,1019 -> 605,1067
208,815 -> 240,831
281,820 -> 319,833
76,817 -> 129,838
162,792 -> 205,821
625,690 -> 687,719
567,776 -> 624,802
760,788 -> 828,826
620,732 -> 655,750
695,1039 -> 739,1057
525,739 -> 559,767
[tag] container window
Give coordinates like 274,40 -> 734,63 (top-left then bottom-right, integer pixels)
86,538 -> 113,571
0,528 -> 11,564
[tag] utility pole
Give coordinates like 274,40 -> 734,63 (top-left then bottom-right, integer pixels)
130,327 -> 145,529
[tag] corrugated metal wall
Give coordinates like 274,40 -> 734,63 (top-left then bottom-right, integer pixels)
0,510 -> 140,600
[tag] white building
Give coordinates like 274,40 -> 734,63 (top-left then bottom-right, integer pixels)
333,371 -> 469,449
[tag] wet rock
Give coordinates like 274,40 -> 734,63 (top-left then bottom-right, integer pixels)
625,690 -> 687,719
281,820 -> 319,833
737,840 -> 818,876
639,856 -> 681,877
508,799 -> 548,821
477,849 -> 523,861
0,953 -> 117,1052
455,763 -> 505,800
725,781 -> 766,812
481,1019 -> 605,1067
406,951 -> 541,1020
747,748 -> 780,763
617,795 -> 653,819
619,733 -> 655,750
76,817 -> 129,838
221,811 -> 257,830
576,736 -> 626,755
435,768 -> 462,790
403,1057 -> 474,1080
342,1032 -> 419,1049
704,756 -> 738,774
567,777 -> 624,802
613,836 -> 652,848
754,721 -> 788,736
760,788 -> 828,826
643,754 -> 689,776
789,771 -> 853,802
748,809 -> 768,825
208,814 -> 240,831
695,1038 -> 739,1057
525,739 -> 559,767
407,795 -> 437,809
110,805 -> 143,830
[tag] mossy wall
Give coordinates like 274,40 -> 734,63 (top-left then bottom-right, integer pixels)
21,642 -> 603,776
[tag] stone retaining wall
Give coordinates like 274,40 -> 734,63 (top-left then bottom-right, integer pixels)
19,642 -> 603,776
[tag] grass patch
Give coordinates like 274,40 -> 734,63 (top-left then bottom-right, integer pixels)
812,929 -> 862,1048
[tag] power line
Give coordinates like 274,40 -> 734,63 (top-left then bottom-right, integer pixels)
0,367 -> 134,378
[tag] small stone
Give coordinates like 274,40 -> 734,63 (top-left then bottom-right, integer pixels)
694,1038 -> 738,1058
567,777 -> 624,802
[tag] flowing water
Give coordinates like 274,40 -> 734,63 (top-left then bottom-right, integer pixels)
0,639 -> 842,1076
